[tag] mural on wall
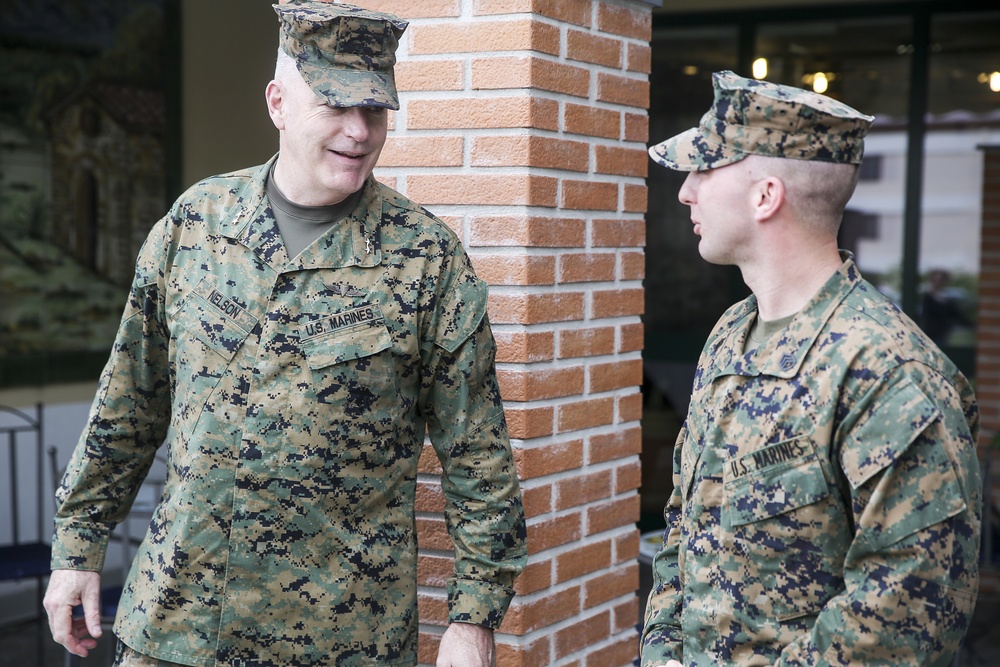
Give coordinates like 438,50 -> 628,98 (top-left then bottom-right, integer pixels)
0,0 -> 166,385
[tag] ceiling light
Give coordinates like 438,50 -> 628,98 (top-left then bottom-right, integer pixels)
752,58 -> 768,79
812,72 -> 829,94
991,71 -> 1000,93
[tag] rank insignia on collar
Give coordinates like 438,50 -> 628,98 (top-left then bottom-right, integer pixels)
779,353 -> 796,371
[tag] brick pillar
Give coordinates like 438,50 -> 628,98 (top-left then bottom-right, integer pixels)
979,145 -> 1000,453
355,0 -> 652,664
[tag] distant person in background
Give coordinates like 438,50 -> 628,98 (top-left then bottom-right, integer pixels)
641,70 -> 981,667
921,268 -> 973,345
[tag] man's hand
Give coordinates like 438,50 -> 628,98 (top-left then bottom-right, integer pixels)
43,569 -> 103,657
436,622 -> 495,667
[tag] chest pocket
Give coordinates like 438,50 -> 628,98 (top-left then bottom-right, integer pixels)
171,283 -> 257,419
298,303 -> 400,444
724,436 -> 850,621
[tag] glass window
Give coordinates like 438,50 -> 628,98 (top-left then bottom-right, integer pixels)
756,17 -> 912,300
917,12 -> 1000,370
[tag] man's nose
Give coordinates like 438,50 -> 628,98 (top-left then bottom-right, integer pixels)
342,107 -> 371,141
678,173 -> 696,205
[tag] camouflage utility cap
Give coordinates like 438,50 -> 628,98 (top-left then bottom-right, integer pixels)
274,1 -> 408,110
649,70 -> 874,171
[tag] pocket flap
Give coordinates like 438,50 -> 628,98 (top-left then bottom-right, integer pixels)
726,438 -> 829,527
299,303 -> 392,370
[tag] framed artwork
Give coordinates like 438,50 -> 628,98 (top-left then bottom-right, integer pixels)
0,0 -> 177,388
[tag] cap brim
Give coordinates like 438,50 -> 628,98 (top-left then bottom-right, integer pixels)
648,126 -> 747,172
300,64 -> 400,110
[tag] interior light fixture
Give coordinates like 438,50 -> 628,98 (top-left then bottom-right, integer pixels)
683,65 -> 698,76
991,71 -> 1000,93
812,72 -> 829,94
752,57 -> 768,79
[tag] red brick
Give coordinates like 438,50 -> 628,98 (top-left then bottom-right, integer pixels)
472,253 -> 556,286
394,60 -> 464,91
562,180 -> 618,211
555,539 -> 612,583
618,391 -> 643,423
496,634 -> 552,667
417,552 -> 453,587
408,96 -> 559,131
559,326 -> 615,359
528,513 -> 583,553
589,426 -> 642,464
378,136 -> 463,168
624,183 -> 648,212
418,630 -> 442,665
555,610 -> 610,659
474,0 -> 592,27
500,584 -> 581,634
584,561 -> 638,607
587,494 -> 641,535
556,469 -> 613,510
593,288 -> 644,318
614,528 -> 640,564
415,479 -> 446,512
565,103 -> 619,139
410,18 -> 560,56
505,405 -> 554,439
626,42 -> 652,74
418,590 -> 448,624
566,29 -> 622,69
407,174 -> 558,206
615,459 -> 642,494
625,112 -> 649,142
612,596 -> 640,633
584,632 -> 640,667
349,0 -> 459,18
522,481 -> 554,517
595,145 -> 648,177
558,396 -> 615,433
472,56 -> 591,98
472,135 -> 590,171
619,321 -> 644,353
494,329 -> 556,363
592,218 -> 645,247
488,291 -> 586,324
513,558 -> 553,596
597,1 -> 652,41
597,72 -> 650,108
513,439 -> 584,480
470,215 -> 587,247
589,358 -> 643,393
559,252 -> 617,283
418,443 -> 442,474
621,250 -> 645,280
497,366 -> 585,401
417,515 -> 451,550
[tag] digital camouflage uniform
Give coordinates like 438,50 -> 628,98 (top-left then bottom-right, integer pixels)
51,4 -> 526,666
641,257 -> 981,666
641,72 -> 981,666
53,159 -> 527,667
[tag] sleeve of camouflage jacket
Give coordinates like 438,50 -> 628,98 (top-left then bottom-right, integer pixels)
418,239 -> 528,629
779,363 -> 980,666
639,425 -> 687,665
51,218 -> 172,571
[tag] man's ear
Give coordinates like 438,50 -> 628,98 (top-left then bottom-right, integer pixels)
265,80 -> 285,131
752,176 -> 785,222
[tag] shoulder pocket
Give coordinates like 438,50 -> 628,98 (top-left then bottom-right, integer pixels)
434,268 -> 488,354
840,377 -> 942,489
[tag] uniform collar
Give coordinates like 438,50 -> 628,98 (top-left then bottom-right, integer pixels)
704,253 -> 863,381
220,154 -> 383,272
